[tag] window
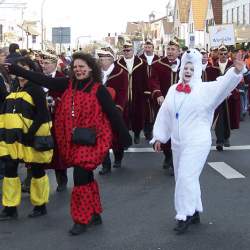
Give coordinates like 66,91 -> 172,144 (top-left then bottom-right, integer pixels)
231,8 -> 234,23
237,6 -> 240,25
243,5 -> 246,24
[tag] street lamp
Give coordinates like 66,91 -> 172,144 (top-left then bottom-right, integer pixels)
41,0 -> 46,50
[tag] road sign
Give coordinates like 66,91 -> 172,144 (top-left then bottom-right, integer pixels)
189,35 -> 195,48
52,27 -> 71,44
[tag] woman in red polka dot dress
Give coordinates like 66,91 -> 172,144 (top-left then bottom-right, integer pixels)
8,53 -> 132,236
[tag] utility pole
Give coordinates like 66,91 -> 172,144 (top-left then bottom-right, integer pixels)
41,0 -> 46,50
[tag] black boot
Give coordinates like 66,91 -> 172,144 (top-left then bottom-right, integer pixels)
174,217 -> 191,235
0,207 -> 18,221
28,204 -> 47,218
113,160 -> 122,168
216,143 -> 223,151
69,223 -> 87,236
99,153 -> 111,175
55,170 -> 68,192
89,213 -> 102,226
134,133 -> 140,144
191,211 -> 200,224
162,155 -> 174,176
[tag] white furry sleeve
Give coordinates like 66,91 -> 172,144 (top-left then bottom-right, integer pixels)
150,92 -> 172,144
201,67 -> 246,111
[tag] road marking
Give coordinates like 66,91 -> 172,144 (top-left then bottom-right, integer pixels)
208,162 -> 245,179
124,145 -> 250,153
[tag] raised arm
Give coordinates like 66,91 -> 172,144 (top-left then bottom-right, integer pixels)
8,64 -> 69,92
201,57 -> 247,111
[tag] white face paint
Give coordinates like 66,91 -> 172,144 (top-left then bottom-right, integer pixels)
182,62 -> 194,83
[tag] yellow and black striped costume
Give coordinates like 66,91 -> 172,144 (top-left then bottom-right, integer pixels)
0,82 -> 52,209
0,82 -> 53,163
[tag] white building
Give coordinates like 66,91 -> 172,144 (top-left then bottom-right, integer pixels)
223,0 -> 250,43
187,0 -> 209,48
204,0 -> 223,50
173,0 -> 191,47
223,0 -> 250,25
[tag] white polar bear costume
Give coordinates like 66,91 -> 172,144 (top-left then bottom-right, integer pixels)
151,49 -> 246,221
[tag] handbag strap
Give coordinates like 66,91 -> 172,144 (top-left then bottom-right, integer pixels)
71,79 -> 94,127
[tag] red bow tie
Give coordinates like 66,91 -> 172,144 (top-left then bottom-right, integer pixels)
176,83 -> 191,94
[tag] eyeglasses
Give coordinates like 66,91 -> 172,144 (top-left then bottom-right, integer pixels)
123,49 -> 132,52
219,53 -> 228,56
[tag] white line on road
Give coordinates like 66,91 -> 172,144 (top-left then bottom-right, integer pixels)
124,145 -> 250,153
208,162 -> 245,179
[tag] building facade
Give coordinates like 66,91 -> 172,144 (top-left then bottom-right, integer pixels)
223,0 -> 250,25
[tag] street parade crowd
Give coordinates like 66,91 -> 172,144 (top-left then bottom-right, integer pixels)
0,38 -> 248,235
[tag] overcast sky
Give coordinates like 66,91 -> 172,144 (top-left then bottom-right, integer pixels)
1,0 -> 174,45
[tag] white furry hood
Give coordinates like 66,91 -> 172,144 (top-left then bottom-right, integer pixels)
178,49 -> 203,86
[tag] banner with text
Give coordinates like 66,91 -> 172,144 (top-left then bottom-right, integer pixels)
209,24 -> 235,47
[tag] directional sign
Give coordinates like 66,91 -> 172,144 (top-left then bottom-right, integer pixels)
52,27 -> 71,44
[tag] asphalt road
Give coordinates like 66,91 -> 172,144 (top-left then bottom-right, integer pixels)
1,117 -> 250,250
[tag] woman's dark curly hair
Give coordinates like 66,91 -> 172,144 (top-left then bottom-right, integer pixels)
70,52 -> 102,83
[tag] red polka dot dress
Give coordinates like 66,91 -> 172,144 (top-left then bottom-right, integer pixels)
55,81 -> 112,224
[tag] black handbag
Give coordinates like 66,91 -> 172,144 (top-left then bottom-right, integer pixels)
72,128 -> 96,146
33,136 -> 54,151
17,114 -> 54,152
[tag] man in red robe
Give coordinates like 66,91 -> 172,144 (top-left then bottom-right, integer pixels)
97,47 -> 129,175
140,39 -> 159,140
42,52 -> 68,191
116,40 -> 149,144
149,38 -> 180,175
211,45 -> 240,151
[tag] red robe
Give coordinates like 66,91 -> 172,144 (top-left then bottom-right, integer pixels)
213,61 -> 241,129
150,57 -> 180,102
105,65 -> 128,112
105,64 -> 129,150
116,56 -> 148,133
140,54 -> 159,124
149,57 -> 180,153
47,71 -> 67,170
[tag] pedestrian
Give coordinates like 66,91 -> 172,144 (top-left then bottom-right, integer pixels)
7,52 -> 132,235
149,37 -> 181,175
116,40 -> 149,145
0,57 -> 53,220
151,49 -> 246,234
0,48 -> 12,180
212,44 -> 241,150
97,47 -> 129,174
140,39 -> 159,141
41,51 -> 68,192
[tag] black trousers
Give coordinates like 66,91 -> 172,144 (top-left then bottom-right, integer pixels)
73,166 -> 94,186
102,150 -> 124,168
4,159 -> 45,179
55,169 -> 68,186
215,101 -> 230,144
